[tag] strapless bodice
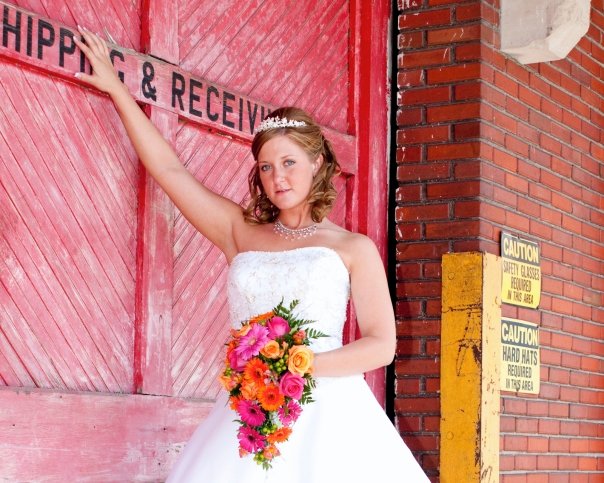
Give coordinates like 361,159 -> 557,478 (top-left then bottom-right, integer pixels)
227,247 -> 350,353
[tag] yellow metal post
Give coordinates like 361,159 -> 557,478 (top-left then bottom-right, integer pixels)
440,252 -> 501,482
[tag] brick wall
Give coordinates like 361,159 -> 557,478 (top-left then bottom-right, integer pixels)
393,1 -> 603,481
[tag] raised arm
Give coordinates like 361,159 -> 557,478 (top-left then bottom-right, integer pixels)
312,235 -> 396,377
73,27 -> 242,256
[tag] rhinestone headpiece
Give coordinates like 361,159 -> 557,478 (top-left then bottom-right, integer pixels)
256,116 -> 307,133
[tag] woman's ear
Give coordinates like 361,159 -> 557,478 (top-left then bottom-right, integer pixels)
313,154 -> 324,175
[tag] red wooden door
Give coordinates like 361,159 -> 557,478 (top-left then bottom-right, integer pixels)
0,0 -> 389,480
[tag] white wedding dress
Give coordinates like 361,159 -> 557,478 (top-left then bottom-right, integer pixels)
167,247 -> 429,483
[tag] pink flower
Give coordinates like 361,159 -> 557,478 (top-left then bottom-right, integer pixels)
235,324 -> 270,362
278,400 -> 302,426
236,399 -> 266,427
237,426 -> 266,453
228,349 -> 246,372
279,372 -> 305,400
267,316 -> 290,338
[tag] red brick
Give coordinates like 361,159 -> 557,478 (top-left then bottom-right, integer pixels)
504,435 -> 528,451
516,418 -> 538,432
395,185 -> 423,202
396,339 -> 422,356
492,186 -> 516,208
482,203 -> 507,224
397,163 -> 450,182
396,263 -> 422,279
455,3 -> 480,21
425,220 -> 480,239
425,300 -> 441,317
549,438 -> 570,452
454,159 -> 481,178
396,223 -> 422,241
396,320 -> 440,337
398,31 -> 424,49
396,203 -> 449,221
396,241 -> 450,261
454,200 -> 480,218
506,211 -> 530,232
397,107 -> 423,127
454,121 -> 480,140
426,180 -> 480,199
537,455 -> 559,470
396,145 -> 423,163
401,86 -> 451,105
404,434 -> 439,452
528,183 -> 551,203
516,455 -> 538,469
493,148 -> 519,171
427,142 -> 479,160
539,418 -> 561,435
397,281 -> 441,298
427,102 -> 480,122
394,397 -> 440,413
395,300 -> 423,317
455,43 -> 481,61
526,401 -> 549,417
399,9 -> 452,29
398,70 -> 425,88
398,125 -> 450,144
399,47 -> 451,69
427,62 -> 480,84
541,98 -> 563,121
397,0 -> 422,11
517,122 -> 541,145
421,262 -> 440,279
505,134 -> 530,157
505,172 -> 529,194
427,23 -> 481,45
455,81 -> 481,100
506,96 -> 529,119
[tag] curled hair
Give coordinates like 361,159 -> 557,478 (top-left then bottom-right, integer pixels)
243,107 -> 341,224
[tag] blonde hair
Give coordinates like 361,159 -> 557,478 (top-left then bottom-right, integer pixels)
243,107 -> 341,224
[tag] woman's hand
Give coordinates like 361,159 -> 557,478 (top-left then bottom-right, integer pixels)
73,26 -> 123,96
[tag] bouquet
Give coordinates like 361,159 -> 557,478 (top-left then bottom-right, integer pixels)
219,300 -> 327,469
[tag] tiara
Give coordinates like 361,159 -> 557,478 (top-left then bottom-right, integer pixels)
256,116 -> 307,133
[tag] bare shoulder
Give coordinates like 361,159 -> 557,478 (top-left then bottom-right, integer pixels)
320,221 -> 381,273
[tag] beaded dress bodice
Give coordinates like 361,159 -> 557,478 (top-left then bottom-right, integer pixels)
227,247 -> 350,353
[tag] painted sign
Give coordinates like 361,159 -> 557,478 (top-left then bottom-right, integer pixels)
500,318 -> 540,394
501,231 -> 541,308
0,1 -> 355,168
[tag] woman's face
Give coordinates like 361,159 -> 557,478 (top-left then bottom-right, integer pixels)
256,135 -> 321,212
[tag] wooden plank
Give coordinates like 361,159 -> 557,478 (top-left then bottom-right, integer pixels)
0,1 -> 356,174
134,0 -> 180,396
352,0 -> 391,405
0,386 -> 213,482
440,253 -> 501,483
0,77 -> 134,391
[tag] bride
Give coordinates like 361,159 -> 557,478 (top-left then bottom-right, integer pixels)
74,27 -> 429,483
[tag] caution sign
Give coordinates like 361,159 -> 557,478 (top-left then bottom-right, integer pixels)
501,232 -> 541,308
500,318 -> 540,394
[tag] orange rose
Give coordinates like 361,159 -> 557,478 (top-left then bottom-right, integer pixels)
240,380 -> 258,400
287,346 -> 314,376
236,324 -> 252,337
218,373 -> 240,391
260,340 -> 282,359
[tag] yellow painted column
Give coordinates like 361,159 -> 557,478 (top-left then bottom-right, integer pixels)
440,252 -> 501,483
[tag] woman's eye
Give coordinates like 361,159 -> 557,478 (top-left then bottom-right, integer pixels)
259,164 -> 271,172
284,159 -> 295,166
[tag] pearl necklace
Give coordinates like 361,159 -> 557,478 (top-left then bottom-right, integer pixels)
273,219 -> 318,241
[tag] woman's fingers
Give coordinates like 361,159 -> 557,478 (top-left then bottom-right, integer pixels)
74,26 -> 122,94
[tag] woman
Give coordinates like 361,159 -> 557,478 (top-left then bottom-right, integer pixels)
74,27 -> 429,482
